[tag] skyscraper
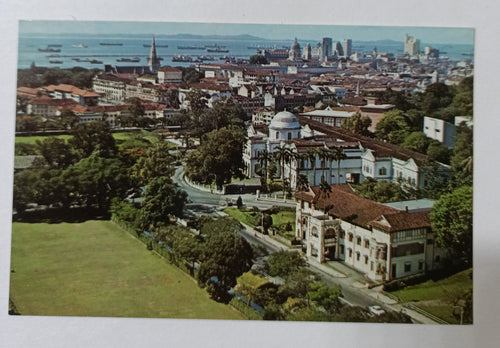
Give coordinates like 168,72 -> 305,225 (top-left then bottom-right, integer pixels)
404,34 -> 420,57
147,36 -> 161,73
342,39 -> 352,58
321,37 -> 332,62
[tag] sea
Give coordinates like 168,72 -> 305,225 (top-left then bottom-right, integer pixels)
17,33 -> 474,70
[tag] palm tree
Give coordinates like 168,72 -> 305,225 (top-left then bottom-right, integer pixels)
317,147 -> 329,184
319,180 -> 333,214
257,149 -> 273,191
305,148 -> 318,187
296,174 -> 309,191
274,145 -> 290,196
331,147 -> 347,184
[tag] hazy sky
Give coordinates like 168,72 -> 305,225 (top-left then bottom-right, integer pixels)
19,20 -> 474,45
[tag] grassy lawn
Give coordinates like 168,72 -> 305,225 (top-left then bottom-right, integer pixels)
9,220 -> 245,320
223,207 -> 258,227
390,268 -> 472,324
15,134 -> 73,145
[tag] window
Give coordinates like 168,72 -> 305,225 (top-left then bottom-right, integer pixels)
276,131 -> 279,139
370,261 -> 374,271
356,252 -> 361,261
364,255 -> 368,264
364,239 -> 370,248
340,245 -> 345,255
356,236 -> 362,245
404,262 -> 412,273
348,248 -> 352,257
288,132 -> 292,140
379,167 -> 387,176
418,260 -> 424,271
348,233 -> 353,242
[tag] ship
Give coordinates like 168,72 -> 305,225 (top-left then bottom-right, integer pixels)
100,42 -> 123,46
49,60 -> 63,64
116,57 -> 141,62
72,44 -> 87,48
90,59 -> 102,64
38,47 -> 61,53
207,47 -> 229,53
172,55 -> 195,62
177,45 -> 205,50
144,44 -> 168,48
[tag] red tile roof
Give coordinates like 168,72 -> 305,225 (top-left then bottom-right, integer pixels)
295,185 -> 431,232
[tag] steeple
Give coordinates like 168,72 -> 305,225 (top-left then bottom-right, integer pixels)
147,35 -> 161,73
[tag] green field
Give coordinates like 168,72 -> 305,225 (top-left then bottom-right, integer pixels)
390,268 -> 473,324
15,134 -> 73,145
9,220 -> 245,319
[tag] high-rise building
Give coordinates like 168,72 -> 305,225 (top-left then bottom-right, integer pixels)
334,41 -> 344,57
303,43 -> 312,60
404,34 -> 420,57
147,36 -> 161,73
321,37 -> 332,62
342,39 -> 352,58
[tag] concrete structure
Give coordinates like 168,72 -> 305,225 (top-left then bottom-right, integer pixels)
342,39 -> 352,58
294,185 -> 443,281
423,116 -> 457,148
321,37 -> 332,62
404,35 -> 420,57
300,106 -> 356,128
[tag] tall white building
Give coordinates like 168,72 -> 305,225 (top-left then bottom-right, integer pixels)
404,34 -> 420,57
342,39 -> 352,58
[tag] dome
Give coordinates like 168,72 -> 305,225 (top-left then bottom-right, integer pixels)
269,111 -> 300,130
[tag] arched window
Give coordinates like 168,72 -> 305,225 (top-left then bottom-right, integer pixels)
379,167 -> 387,176
311,226 -> 319,238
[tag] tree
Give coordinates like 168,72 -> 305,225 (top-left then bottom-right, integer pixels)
401,131 -> 430,154
427,141 -> 451,164
249,55 -> 268,65
257,149 -> 273,191
130,142 -> 175,186
375,109 -> 410,144
198,229 -> 253,301
451,125 -> 473,186
431,185 -> 473,263
36,137 -> 76,169
330,147 -> 347,184
265,250 -> 306,277
184,126 -> 246,188
421,82 -> 454,120
59,109 -> 79,129
340,112 -> 372,136
69,121 -> 117,159
305,148 -> 318,186
307,282 -> 343,313
296,174 -> 309,191
452,76 -> 473,117
139,177 -> 188,230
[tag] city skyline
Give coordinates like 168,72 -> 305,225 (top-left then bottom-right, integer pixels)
19,20 -> 474,45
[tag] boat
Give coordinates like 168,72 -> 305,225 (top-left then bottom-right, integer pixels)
49,60 -> 63,64
205,44 -> 226,48
90,59 -> 102,64
38,47 -> 61,53
144,44 -> 168,48
177,45 -> 205,50
100,42 -> 123,46
47,54 -> 61,58
116,57 -> 140,62
172,55 -> 194,62
207,47 -> 229,53
72,44 -> 87,48
462,52 -> 474,56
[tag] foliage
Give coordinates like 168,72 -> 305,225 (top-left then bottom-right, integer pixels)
401,131 -> 430,154
180,67 -> 202,86
184,126 -> 246,188
15,142 -> 39,156
198,229 -> 253,300
307,282 -> 343,313
17,66 -> 100,89
69,121 -> 117,159
249,55 -> 268,65
426,140 -> 451,164
340,112 -> 372,136
353,178 -> 416,203
36,136 -> 76,168
375,109 -> 411,144
265,250 -> 306,278
431,185 -> 473,263
130,142 -> 175,186
450,125 -> 473,186
421,83 -> 455,121
139,177 -> 187,230
452,76 -> 473,117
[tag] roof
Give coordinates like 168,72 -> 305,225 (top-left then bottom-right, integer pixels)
295,185 -> 431,232
301,106 -> 356,118
43,84 -> 99,97
297,116 -> 431,166
269,111 -> 300,130
158,66 -> 182,73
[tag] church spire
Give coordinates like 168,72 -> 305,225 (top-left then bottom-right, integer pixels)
148,35 -> 161,73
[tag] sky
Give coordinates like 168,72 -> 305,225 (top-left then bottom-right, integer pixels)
19,20 -> 474,45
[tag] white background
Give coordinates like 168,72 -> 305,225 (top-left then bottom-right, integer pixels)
1,1 -> 499,347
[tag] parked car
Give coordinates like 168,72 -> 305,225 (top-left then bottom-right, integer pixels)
368,305 -> 386,316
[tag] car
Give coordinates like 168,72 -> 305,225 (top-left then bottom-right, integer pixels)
368,305 -> 386,316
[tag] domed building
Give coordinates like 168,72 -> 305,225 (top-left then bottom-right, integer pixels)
289,37 -> 302,61
243,110 -> 310,178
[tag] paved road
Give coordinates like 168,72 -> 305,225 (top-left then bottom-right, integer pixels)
172,165 -> 434,322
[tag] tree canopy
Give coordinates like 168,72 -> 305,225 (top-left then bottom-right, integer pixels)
375,109 -> 410,144
340,112 -> 372,136
431,185 -> 473,263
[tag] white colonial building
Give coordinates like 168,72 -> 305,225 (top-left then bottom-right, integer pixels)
295,185 -> 443,281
